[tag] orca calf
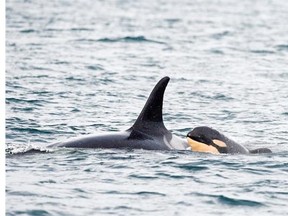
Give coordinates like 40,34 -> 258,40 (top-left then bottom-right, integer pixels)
49,77 -> 189,150
186,126 -> 272,154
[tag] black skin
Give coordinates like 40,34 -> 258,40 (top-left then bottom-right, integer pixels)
187,126 -> 272,154
48,77 -> 188,150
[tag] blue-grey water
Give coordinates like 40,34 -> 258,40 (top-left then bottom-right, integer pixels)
6,0 -> 288,215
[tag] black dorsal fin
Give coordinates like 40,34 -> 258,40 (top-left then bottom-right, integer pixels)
131,76 -> 170,131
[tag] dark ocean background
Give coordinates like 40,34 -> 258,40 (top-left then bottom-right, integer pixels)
6,0 -> 288,215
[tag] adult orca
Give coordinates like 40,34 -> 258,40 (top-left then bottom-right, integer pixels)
186,126 -> 272,154
49,77 -> 189,150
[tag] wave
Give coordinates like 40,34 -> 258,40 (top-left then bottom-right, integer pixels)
8,127 -> 54,135
6,143 -> 53,155
74,36 -> 167,45
98,36 -> 166,44
217,195 -> 264,207
191,192 -> 264,207
275,44 -> 288,52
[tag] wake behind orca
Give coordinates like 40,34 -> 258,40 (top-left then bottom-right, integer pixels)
49,77 -> 189,150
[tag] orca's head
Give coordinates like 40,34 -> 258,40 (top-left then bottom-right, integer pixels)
186,126 -> 228,154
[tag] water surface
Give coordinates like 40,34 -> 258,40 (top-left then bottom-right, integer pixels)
6,0 -> 288,215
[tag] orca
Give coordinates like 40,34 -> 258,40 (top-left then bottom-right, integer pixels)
186,126 -> 272,154
49,77 -> 189,150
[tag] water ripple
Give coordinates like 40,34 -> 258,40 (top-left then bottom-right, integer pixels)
217,195 -> 264,207
96,36 -> 166,44
6,0 -> 288,215
10,210 -> 50,216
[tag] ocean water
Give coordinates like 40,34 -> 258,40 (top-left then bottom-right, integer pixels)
6,0 -> 288,215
